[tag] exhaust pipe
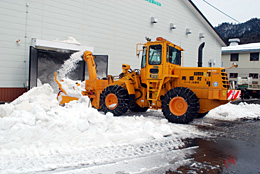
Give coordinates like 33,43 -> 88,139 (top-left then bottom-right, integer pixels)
198,42 -> 205,67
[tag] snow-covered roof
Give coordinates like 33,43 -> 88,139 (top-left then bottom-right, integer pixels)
222,43 -> 260,53
32,38 -> 94,52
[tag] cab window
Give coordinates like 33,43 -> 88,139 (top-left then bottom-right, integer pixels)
167,46 -> 181,65
141,47 -> 147,68
149,45 -> 162,65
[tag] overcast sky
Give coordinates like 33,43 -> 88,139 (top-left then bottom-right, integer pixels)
191,0 -> 260,26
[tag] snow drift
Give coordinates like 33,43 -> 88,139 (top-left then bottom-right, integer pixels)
0,84 -> 203,158
207,102 -> 260,121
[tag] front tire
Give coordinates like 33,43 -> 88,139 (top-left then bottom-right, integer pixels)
162,87 -> 200,124
100,85 -> 129,116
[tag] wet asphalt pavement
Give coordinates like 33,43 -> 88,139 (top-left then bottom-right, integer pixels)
167,100 -> 260,174
176,120 -> 260,174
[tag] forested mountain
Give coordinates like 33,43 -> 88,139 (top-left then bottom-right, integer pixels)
215,18 -> 260,45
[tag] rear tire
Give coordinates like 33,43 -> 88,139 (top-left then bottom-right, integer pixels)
196,112 -> 209,119
162,87 -> 200,124
100,85 -> 129,116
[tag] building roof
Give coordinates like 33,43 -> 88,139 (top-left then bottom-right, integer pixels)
186,0 -> 226,47
222,43 -> 260,53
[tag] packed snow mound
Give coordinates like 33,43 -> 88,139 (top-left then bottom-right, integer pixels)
0,84 -> 203,157
207,102 -> 260,121
0,84 -> 57,118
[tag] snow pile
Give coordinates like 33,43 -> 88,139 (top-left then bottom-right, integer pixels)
207,102 -> 260,121
1,82 -> 260,173
0,84 -> 204,158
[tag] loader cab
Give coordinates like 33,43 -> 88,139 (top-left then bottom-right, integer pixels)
166,45 -> 182,65
140,37 -> 183,84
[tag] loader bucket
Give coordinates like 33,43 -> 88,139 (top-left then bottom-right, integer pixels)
59,95 -> 79,106
55,72 -> 80,105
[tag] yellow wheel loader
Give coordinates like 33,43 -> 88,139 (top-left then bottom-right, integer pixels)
55,37 -> 240,124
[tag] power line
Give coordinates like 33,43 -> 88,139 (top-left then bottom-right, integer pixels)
201,0 -> 260,35
202,0 -> 240,23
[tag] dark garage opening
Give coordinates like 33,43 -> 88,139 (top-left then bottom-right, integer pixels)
29,46 -> 108,92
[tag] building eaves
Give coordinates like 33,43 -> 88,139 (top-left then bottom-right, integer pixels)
187,0 -> 226,47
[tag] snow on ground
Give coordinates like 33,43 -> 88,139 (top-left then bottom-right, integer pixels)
207,102 -> 260,121
0,84 -> 204,174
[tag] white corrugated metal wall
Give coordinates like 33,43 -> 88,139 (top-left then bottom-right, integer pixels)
0,0 -> 223,88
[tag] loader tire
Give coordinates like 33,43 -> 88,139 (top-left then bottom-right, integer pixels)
100,85 -> 129,116
129,104 -> 149,112
196,111 -> 209,119
162,87 -> 200,124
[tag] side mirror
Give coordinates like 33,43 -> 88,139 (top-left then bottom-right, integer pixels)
232,63 -> 238,68
225,63 -> 238,70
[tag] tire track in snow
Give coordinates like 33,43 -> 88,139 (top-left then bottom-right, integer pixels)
0,137 -> 196,174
